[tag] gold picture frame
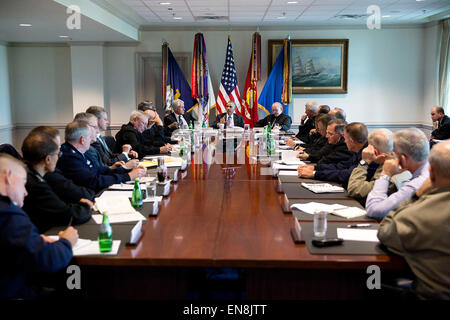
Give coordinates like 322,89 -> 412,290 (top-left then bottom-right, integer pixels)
268,39 -> 349,94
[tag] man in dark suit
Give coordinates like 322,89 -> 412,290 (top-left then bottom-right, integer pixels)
254,102 -> 292,131
212,101 -> 245,129
298,122 -> 368,188
295,101 -> 318,141
86,106 -> 138,166
164,99 -> 196,138
57,120 -> 145,193
0,153 -> 77,299
22,131 -> 92,233
430,106 -> 450,141
116,111 -> 172,158
297,119 -> 353,165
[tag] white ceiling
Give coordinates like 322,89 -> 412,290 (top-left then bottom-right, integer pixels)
109,0 -> 450,26
0,0 -> 136,42
1,0 -> 449,43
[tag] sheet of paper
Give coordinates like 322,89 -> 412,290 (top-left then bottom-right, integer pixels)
337,228 -> 379,243
109,184 -> 135,190
276,145 -> 292,150
290,202 -> 347,215
124,176 -> 155,184
278,170 -> 299,176
138,160 -> 157,168
272,163 -> 299,170
48,236 -> 92,252
99,190 -> 133,198
143,196 -> 163,202
331,207 -> 367,219
92,212 -> 146,224
94,194 -> 137,215
301,183 -> 345,193
73,240 -> 121,256
281,150 -> 304,165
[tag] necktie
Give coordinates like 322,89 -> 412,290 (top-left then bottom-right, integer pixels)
98,135 -> 111,153
226,115 -> 231,128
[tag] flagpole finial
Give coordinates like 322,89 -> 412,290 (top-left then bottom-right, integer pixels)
256,26 -> 260,33
287,35 -> 291,40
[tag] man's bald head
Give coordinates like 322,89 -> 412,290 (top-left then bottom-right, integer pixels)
429,141 -> 450,185
0,153 -> 28,207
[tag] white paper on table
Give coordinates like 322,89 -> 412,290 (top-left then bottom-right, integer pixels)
301,183 -> 345,193
281,150 -> 304,165
276,145 -> 292,150
272,163 -> 299,170
94,194 -> 136,215
73,240 -> 121,256
143,196 -> 163,202
125,177 -> 155,184
109,184 -> 135,190
337,228 -> 379,243
278,170 -> 299,176
331,207 -> 367,219
92,212 -> 146,224
48,236 -> 92,252
98,190 -> 133,198
290,202 -> 347,215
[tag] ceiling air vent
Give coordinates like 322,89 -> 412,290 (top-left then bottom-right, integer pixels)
334,14 -> 371,20
195,15 -> 229,21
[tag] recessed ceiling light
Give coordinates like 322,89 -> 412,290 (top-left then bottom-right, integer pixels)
277,16 -> 286,19
160,2 -> 171,4
416,0 -> 425,2
287,1 -> 298,3
59,35 -> 69,38
19,23 -> 32,27
382,15 -> 391,18
173,17 -> 182,20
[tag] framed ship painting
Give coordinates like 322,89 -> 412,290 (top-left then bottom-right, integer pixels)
268,39 -> 348,94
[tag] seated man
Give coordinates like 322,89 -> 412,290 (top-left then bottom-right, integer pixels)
430,106 -> 450,142
116,111 -> 172,157
329,107 -> 346,121
29,126 -> 95,203
0,153 -> 77,300
297,122 -> 368,188
212,101 -> 245,129
378,141 -> 450,299
22,131 -> 92,233
75,112 -> 137,171
318,105 -> 330,114
366,128 -> 429,219
164,99 -> 196,137
298,119 -> 353,165
86,106 -> 138,166
347,129 -> 397,205
57,120 -> 145,193
286,114 -> 331,150
142,108 -> 176,147
254,102 -> 292,131
295,101 -> 317,142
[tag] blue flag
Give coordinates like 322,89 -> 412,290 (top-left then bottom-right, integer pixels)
257,47 -> 289,115
167,48 -> 196,112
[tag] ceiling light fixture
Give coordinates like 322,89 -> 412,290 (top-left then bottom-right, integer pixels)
159,2 -> 171,4
287,1 -> 298,3
19,23 -> 32,27
382,15 -> 391,18
173,17 -> 182,20
59,35 -> 69,38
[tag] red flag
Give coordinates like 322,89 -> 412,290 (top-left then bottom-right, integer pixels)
241,33 -> 261,127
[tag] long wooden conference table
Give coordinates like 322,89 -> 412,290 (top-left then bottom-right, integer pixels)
62,140 -> 406,300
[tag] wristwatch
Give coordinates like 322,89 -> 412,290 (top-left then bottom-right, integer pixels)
379,174 -> 391,181
359,159 -> 368,166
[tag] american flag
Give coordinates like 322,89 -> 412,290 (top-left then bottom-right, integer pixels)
216,37 -> 242,115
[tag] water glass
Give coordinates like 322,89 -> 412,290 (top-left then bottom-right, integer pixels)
313,211 -> 327,238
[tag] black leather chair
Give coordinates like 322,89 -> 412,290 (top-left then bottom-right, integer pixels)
0,144 -> 23,160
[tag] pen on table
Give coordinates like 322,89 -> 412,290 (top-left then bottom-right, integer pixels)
347,223 -> 371,228
67,216 -> 73,228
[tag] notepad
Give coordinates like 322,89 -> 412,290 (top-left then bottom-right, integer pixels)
290,202 -> 367,219
337,228 -> 379,243
94,194 -> 136,215
301,183 -> 345,193
92,212 -> 146,224
281,150 -> 303,165
278,170 -> 299,176
48,236 -> 92,253
72,240 -> 121,256
272,163 -> 299,170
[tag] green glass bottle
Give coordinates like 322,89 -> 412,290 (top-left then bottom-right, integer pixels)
131,178 -> 143,208
189,121 -> 193,130
98,212 -> 113,253
180,137 -> 186,156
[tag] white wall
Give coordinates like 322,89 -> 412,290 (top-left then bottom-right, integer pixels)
8,46 -> 73,125
0,43 -> 12,144
422,23 -> 440,123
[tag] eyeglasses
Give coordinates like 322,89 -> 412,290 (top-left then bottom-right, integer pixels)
326,131 -> 337,136
50,151 -> 63,158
